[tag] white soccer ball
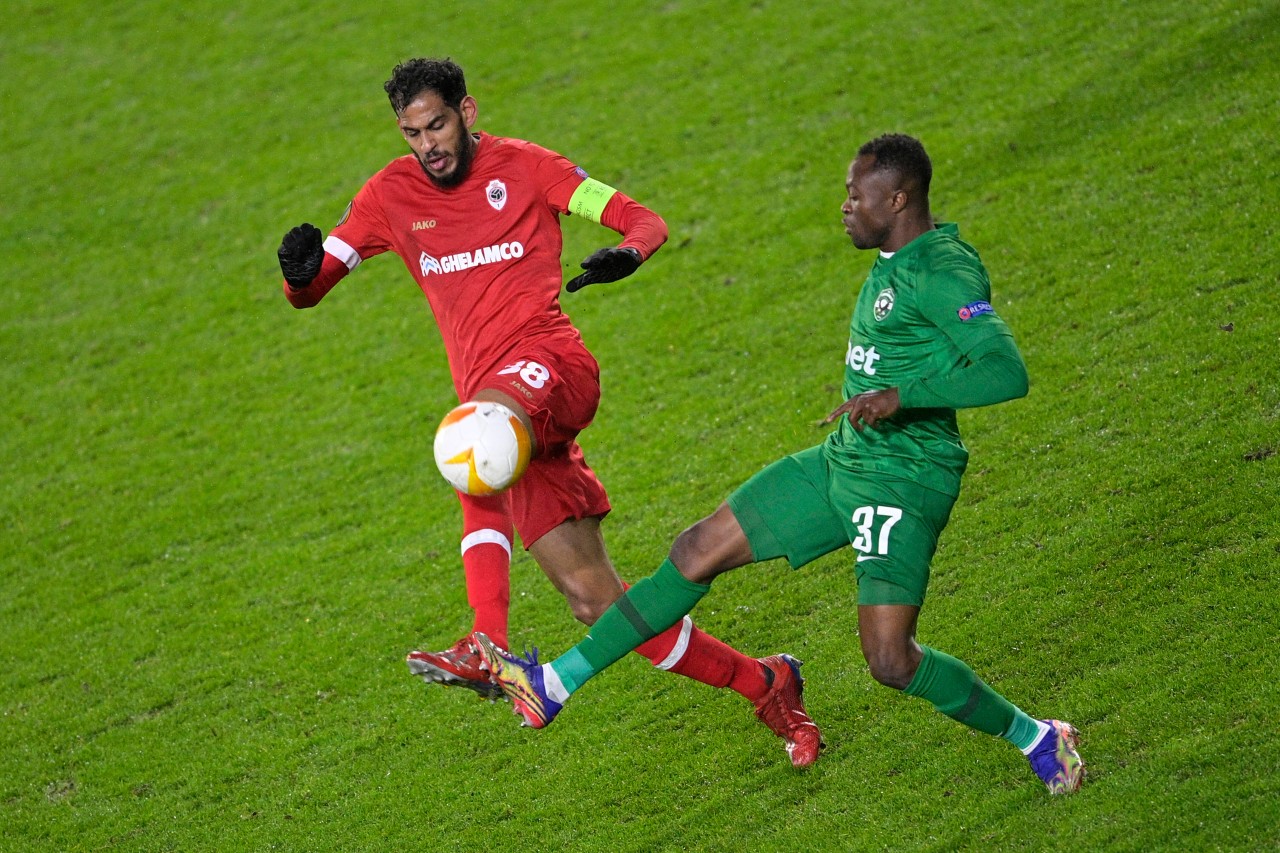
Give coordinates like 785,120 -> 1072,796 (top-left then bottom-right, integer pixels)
433,401 -> 532,495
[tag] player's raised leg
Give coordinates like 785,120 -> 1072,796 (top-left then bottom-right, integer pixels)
479,504 -> 824,766
528,517 -> 784,716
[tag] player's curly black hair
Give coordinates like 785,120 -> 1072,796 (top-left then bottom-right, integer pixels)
858,133 -> 932,197
384,58 -> 468,114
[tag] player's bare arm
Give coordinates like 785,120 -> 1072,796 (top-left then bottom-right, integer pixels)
825,387 -> 901,430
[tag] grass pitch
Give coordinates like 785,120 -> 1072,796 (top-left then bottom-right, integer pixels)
2,1 -> 1278,850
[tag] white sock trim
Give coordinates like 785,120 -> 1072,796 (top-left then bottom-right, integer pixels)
1021,720 -> 1053,755
461,529 -> 512,558
542,664 -> 570,704
651,616 -> 694,671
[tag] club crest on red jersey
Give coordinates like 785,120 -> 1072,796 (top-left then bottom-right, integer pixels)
486,179 -> 508,211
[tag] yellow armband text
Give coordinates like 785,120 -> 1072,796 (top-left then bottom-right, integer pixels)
568,178 -> 618,223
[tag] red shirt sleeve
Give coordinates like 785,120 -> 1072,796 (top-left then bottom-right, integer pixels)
599,191 -> 667,262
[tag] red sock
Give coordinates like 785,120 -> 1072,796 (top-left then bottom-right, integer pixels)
635,619 -> 770,702
458,492 -> 513,648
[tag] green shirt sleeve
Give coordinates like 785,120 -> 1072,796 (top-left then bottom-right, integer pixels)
898,258 -> 1029,409
898,332 -> 1028,409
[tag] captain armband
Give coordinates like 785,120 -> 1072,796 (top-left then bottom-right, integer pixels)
567,178 -> 619,223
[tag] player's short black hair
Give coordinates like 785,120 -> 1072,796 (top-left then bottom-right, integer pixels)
858,133 -> 932,197
384,58 -> 468,114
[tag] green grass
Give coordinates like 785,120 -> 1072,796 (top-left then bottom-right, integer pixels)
3,0 -> 1279,850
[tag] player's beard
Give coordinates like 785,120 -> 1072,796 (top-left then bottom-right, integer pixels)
423,132 -> 478,189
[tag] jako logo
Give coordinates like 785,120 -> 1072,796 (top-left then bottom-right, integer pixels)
420,242 -> 525,277
846,342 -> 881,376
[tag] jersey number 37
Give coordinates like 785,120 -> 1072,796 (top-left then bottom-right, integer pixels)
851,505 -> 902,558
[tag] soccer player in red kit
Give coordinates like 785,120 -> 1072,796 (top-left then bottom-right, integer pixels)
276,58 -> 822,764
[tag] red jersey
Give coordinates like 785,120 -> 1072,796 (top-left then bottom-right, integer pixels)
286,132 -> 666,397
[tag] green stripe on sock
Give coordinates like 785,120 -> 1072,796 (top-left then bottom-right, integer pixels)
904,646 -> 1018,738
955,679 -> 986,726
549,558 -> 709,696
615,594 -> 660,643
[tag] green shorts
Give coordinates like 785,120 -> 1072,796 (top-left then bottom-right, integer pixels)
726,444 -> 956,606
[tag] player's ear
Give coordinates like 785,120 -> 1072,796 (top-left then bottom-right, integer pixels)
460,95 -> 478,129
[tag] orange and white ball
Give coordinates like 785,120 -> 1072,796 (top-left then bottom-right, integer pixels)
433,401 -> 532,495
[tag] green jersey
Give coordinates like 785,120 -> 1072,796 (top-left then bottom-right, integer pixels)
824,223 -> 1018,497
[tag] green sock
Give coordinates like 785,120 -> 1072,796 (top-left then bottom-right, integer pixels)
904,645 -> 1039,748
550,559 -> 709,694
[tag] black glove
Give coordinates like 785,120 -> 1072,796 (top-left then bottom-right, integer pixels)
565,246 -> 642,293
278,223 -> 324,290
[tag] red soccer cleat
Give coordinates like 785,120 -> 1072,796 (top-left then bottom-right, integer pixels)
406,633 -> 502,700
753,654 -> 825,767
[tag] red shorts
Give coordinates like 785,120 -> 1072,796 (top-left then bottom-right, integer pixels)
469,337 -> 610,547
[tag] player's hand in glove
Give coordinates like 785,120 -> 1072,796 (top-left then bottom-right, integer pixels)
278,223 -> 324,290
565,246 -> 642,293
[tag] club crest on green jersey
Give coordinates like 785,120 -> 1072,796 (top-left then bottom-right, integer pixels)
873,288 -> 895,321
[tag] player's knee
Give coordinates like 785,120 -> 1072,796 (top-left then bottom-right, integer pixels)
472,388 -> 538,456
669,520 -> 729,584
561,579 -> 623,626
863,646 -> 917,691
568,597 -> 605,626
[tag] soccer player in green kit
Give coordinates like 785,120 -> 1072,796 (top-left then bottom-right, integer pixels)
477,133 -> 1085,793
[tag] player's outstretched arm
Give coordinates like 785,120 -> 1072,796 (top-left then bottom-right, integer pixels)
562,178 -> 667,293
